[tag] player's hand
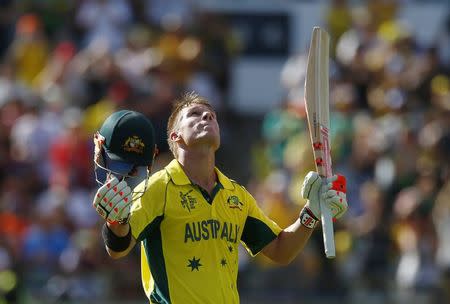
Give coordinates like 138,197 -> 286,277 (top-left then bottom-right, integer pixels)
301,171 -> 348,220
93,176 -> 132,224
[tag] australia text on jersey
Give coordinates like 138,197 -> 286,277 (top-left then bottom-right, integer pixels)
184,220 -> 240,243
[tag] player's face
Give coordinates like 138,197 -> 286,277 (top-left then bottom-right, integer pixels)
175,104 -> 220,150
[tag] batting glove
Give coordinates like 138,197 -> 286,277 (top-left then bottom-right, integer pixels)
300,171 -> 348,221
93,176 -> 132,224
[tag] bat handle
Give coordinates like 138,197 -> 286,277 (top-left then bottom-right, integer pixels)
320,184 -> 336,258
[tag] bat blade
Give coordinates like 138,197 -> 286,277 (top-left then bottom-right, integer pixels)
304,27 -> 335,258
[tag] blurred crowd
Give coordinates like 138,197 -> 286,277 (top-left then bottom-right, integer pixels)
249,1 -> 450,303
0,0 -> 235,303
0,0 -> 448,303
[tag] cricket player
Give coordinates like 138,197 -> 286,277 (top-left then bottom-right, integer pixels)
92,93 -> 348,303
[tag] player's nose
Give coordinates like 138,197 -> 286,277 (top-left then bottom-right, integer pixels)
202,110 -> 214,121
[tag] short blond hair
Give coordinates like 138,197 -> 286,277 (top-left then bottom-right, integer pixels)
167,92 -> 213,158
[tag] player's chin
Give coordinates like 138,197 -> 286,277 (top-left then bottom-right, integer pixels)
198,134 -> 220,150
212,139 -> 220,151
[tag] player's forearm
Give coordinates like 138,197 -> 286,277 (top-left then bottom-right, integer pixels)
261,219 -> 314,265
103,223 -> 136,259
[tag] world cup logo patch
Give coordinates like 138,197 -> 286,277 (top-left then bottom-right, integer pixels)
123,136 -> 145,154
180,190 -> 197,212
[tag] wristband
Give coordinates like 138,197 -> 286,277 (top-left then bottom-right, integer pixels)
102,223 -> 132,252
299,207 -> 319,229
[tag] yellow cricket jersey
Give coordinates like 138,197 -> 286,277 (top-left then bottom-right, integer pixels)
129,159 -> 282,303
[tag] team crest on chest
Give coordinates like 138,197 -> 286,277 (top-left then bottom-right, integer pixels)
227,196 -> 243,210
123,136 -> 145,154
180,190 -> 197,212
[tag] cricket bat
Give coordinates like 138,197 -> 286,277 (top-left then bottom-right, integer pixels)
304,27 -> 335,258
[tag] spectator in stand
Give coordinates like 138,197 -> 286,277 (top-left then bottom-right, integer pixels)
75,0 -> 133,51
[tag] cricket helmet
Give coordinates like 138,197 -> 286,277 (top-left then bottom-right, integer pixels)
94,110 -> 157,191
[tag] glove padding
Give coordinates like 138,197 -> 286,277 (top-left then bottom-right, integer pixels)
301,171 -> 348,220
93,176 -> 132,224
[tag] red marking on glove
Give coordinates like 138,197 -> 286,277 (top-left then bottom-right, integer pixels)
313,142 -> 323,150
124,197 -> 128,203
103,198 -> 108,202
97,193 -> 100,198
109,202 -> 113,207
106,183 -> 111,188
332,174 -> 346,193
113,186 -> 117,192
316,158 -> 323,166
119,191 -> 123,196
114,208 -> 118,213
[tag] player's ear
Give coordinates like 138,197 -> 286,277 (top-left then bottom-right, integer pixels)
170,131 -> 181,142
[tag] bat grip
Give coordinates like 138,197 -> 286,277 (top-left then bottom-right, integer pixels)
320,179 -> 336,259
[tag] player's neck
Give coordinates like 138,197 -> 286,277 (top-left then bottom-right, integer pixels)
177,150 -> 217,192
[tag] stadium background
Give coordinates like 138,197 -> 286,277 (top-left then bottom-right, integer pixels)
0,0 -> 449,303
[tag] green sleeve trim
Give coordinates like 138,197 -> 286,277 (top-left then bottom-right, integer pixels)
138,175 -> 171,303
137,215 -> 163,242
141,216 -> 171,304
241,216 -> 278,255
